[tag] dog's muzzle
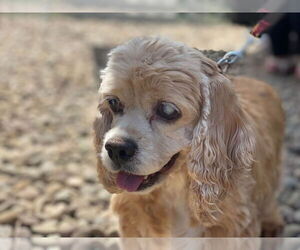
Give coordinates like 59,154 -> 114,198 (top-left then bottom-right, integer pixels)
105,137 -> 137,166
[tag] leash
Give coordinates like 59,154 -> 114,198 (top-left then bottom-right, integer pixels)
217,35 -> 256,73
217,11 -> 285,73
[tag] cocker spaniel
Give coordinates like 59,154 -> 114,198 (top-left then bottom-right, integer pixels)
93,37 -> 285,237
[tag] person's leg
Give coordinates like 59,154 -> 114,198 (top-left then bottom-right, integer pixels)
268,14 -> 290,56
289,13 -> 300,79
265,14 -> 295,74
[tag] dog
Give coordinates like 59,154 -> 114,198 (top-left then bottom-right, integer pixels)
93,37 -> 285,237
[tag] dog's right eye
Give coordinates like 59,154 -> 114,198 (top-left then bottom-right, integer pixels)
107,97 -> 123,114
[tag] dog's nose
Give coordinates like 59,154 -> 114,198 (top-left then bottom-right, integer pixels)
105,138 -> 137,164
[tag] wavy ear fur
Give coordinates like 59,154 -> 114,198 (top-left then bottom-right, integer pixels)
93,105 -> 119,193
188,56 -> 255,223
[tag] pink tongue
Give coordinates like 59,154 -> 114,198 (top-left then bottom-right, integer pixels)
116,172 -> 144,192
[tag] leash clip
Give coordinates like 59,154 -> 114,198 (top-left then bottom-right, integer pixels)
217,50 -> 244,73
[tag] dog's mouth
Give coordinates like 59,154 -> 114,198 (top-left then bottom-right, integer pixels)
116,153 -> 180,192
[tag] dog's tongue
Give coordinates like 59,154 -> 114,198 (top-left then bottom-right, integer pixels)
116,172 -> 144,192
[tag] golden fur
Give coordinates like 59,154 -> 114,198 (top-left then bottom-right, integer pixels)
93,37 -> 285,237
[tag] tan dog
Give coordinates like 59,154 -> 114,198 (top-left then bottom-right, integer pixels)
93,37 -> 284,237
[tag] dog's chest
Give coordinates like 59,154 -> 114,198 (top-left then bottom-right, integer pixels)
170,200 -> 203,237
165,174 -> 203,237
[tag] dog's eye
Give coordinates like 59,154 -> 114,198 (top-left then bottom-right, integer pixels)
156,102 -> 181,121
107,97 -> 123,114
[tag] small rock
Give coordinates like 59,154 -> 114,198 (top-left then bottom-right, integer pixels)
54,189 -> 73,203
58,217 -> 77,236
94,211 -> 119,237
46,183 -> 62,196
13,180 -> 31,192
19,213 -> 40,226
72,226 -> 105,237
280,205 -> 294,223
294,168 -> 300,179
288,146 -> 300,156
66,177 -> 83,188
81,184 -> 98,195
15,226 -> 32,237
0,207 -> 23,224
32,220 -> 58,235
293,210 -> 300,223
75,207 -> 101,222
98,189 -> 111,201
282,176 -> 298,190
24,152 -> 43,167
83,169 -> 97,183
43,203 -> 67,219
40,161 -> 56,174
0,200 -> 15,213
0,225 -> 12,237
287,192 -> 300,209
283,224 -> 300,237
17,186 -> 40,200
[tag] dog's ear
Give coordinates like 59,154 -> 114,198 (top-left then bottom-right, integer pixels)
93,107 -> 112,152
93,106 -> 119,193
188,56 -> 255,222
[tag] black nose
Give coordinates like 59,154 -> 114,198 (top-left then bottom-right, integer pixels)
105,138 -> 137,164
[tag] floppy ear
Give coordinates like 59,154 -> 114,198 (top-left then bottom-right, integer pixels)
188,56 -> 255,222
93,106 -> 119,193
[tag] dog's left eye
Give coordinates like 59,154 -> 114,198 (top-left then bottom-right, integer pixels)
107,97 -> 123,114
156,102 -> 181,121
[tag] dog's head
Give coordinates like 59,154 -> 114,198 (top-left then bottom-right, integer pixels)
94,37 -> 254,195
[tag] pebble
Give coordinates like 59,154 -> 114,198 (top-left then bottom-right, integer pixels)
17,186 -> 40,200
283,224 -> 300,237
20,213 -> 40,226
282,176 -> 298,190
0,207 -> 23,224
54,189 -> 73,203
66,177 -> 83,188
72,226 -> 105,237
58,218 -> 77,236
46,183 -> 62,196
23,152 -> 43,167
0,225 -> 12,237
32,220 -> 58,235
14,226 -> 32,237
75,207 -> 101,222
94,211 -> 119,236
43,203 -> 67,219
280,205 -> 294,224
294,168 -> 300,179
293,211 -> 300,223
287,192 -> 300,209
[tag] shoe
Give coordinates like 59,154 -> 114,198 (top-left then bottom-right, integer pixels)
265,56 -> 295,75
295,64 -> 300,80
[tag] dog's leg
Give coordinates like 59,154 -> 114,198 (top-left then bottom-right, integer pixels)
261,200 -> 284,237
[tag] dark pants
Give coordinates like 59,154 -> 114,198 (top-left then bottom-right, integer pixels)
267,13 -> 300,56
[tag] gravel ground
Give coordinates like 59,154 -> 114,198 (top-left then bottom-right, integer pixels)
0,14 -> 299,239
